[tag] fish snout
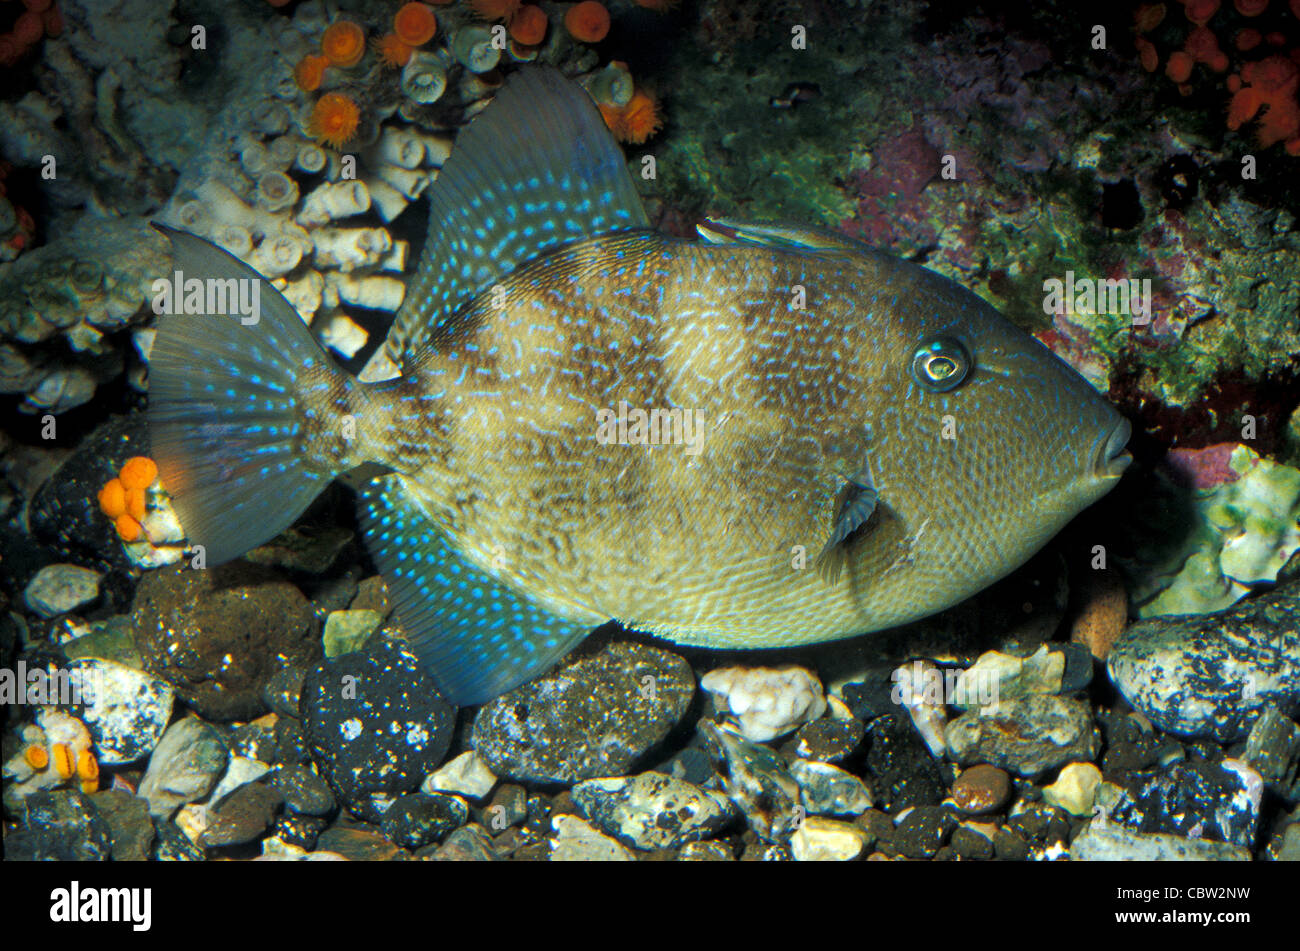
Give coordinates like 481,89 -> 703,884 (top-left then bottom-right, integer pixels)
1091,416 -> 1133,481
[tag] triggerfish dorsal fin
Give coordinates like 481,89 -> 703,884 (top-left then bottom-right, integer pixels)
696,218 -> 872,253
387,65 -> 650,366
358,474 -> 593,706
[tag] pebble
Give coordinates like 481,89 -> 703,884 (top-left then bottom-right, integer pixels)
473,641 -> 694,785
1107,579 -> 1300,742
24,564 -> 101,618
351,575 -> 390,616
92,789 -> 156,861
892,805 -> 959,859
700,665 -> 827,742
301,641 -> 455,823
654,745 -> 715,785
892,659 -> 950,756
132,563 -> 321,721
951,823 -> 995,859
322,609 -> 383,658
678,840 -> 735,860
571,771 -> 737,850
864,712 -> 947,810
702,721 -> 801,843
201,782 -> 284,848
1105,759 -> 1263,848
261,665 -> 306,720
63,614 -> 142,669
1244,707 -> 1300,799
380,792 -> 469,849
315,826 -> 402,862
276,812 -> 329,850
952,643 -> 1092,709
271,764 -> 336,817
790,716 -> 864,763
1070,823 -> 1251,861
790,759 -> 873,816
153,817 -> 206,861
9,790 -> 113,861
950,764 -> 1013,815
69,657 -> 174,765
1278,822 -> 1300,861
137,716 -> 230,818
482,784 -> 529,832
428,823 -> 496,861
944,695 -> 1100,777
422,750 -> 497,801
205,755 -> 272,806
790,816 -> 869,861
1042,762 -> 1103,817
549,814 -> 636,861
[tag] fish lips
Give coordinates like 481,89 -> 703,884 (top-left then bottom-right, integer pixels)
1092,416 -> 1133,481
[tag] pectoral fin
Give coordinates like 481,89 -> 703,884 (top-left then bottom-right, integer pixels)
815,460 -> 879,583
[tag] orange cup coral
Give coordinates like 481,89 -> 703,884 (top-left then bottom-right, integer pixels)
394,3 -> 438,46
377,33 -> 415,68
321,20 -> 366,68
565,1 -> 610,43
600,87 -> 661,144
1227,55 -> 1300,149
294,53 -> 329,91
509,5 -> 548,45
310,92 -> 362,148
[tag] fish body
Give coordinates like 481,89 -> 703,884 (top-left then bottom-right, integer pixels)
149,68 -> 1130,704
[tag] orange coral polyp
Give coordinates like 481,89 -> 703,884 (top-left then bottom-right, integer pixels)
1184,0 -> 1220,24
115,514 -> 142,542
509,5 -> 548,45
1166,50 -> 1194,82
295,54 -> 329,91
24,745 -> 48,770
394,3 -> 438,46
98,478 -> 126,518
471,0 -> 522,20
377,33 -> 415,68
602,87 -> 662,144
1233,0 -> 1269,14
51,743 -> 75,780
321,20 -> 366,67
311,92 -> 362,148
120,456 -> 158,491
565,1 -> 610,42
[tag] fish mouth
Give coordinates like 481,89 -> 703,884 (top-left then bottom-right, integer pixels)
1092,417 -> 1133,480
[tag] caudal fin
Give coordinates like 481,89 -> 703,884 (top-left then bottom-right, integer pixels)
148,225 -> 346,565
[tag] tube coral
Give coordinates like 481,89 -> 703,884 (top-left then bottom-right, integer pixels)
509,5 -> 548,46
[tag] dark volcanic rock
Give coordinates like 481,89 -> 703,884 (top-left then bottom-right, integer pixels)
10,790 -> 113,861
473,641 -> 695,785
301,641 -> 455,822
1108,582 -> 1300,742
132,563 -> 320,721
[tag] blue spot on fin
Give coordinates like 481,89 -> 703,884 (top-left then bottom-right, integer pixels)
357,474 -> 591,705
388,65 -> 650,365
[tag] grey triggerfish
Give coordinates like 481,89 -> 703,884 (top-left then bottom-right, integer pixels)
148,68 -> 1132,705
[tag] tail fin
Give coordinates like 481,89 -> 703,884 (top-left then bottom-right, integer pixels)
148,225 -> 349,565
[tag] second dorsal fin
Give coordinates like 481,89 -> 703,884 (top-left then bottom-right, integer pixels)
386,66 -> 650,365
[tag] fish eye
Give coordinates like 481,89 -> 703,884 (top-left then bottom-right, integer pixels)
909,336 -> 971,392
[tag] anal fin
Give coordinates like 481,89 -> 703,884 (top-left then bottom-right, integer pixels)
357,474 -> 591,706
